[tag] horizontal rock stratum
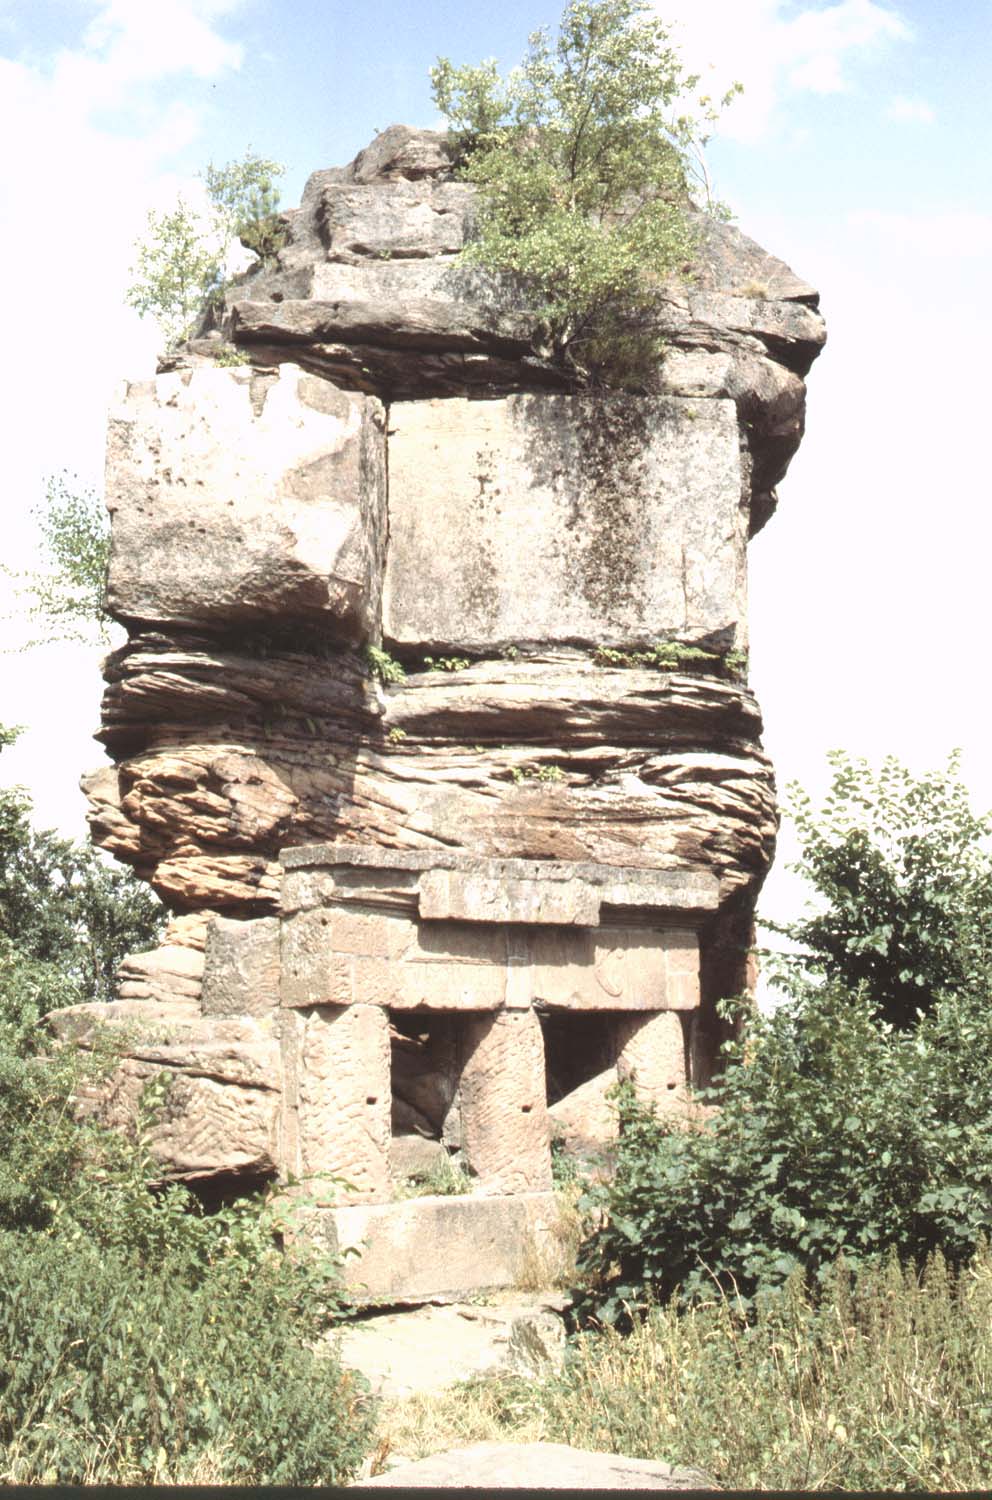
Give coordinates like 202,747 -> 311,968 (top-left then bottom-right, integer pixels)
51,127 -> 823,1287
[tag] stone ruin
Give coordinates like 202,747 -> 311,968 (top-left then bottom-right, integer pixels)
48,126 -> 824,1300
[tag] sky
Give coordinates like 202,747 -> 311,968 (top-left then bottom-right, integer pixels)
0,0 -> 990,943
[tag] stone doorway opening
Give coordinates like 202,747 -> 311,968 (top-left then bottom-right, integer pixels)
389,1011 -> 462,1185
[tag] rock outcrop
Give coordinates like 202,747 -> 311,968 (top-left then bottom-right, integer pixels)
53,127 -> 823,1286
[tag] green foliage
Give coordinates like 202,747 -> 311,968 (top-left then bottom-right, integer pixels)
0,732 -> 163,1014
481,1245 -> 992,1491
509,763 -> 566,785
574,979 -> 992,1320
213,344 -> 253,367
126,198 -> 223,349
431,0 -> 735,384
127,152 -> 285,349
0,734 -> 374,1482
364,644 -> 406,685
204,151 -> 287,265
3,474 -> 111,647
422,655 -> 472,672
593,640 -> 746,677
0,1202 -> 374,1484
772,750 -> 992,1029
396,1152 -> 473,1199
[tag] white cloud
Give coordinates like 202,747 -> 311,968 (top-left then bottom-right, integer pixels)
885,94 -> 935,124
654,0 -> 911,141
849,208 -> 992,256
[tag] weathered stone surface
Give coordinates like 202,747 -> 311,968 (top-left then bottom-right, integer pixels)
616,1009 -> 689,1106
315,1191 -> 560,1300
530,927 -> 699,1012
229,258 -> 534,358
285,1004 -> 392,1203
459,1010 -> 552,1193
201,915 -> 280,1015
115,942 -> 204,1003
547,1067 -> 619,1154
389,1133 -> 447,1180
278,853 -> 706,1015
55,126 -> 822,1222
318,180 -> 474,262
48,1000 -> 281,1179
383,394 -> 746,652
86,649 -> 769,924
354,1440 -> 714,1490
106,364 -> 386,639
97,1057 -> 280,1180
418,868 -> 601,926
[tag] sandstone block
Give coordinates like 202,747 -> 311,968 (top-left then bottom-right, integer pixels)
418,868 -> 600,925
315,1191 -> 560,1300
390,1134 -> 447,1180
106,364 -> 386,639
317,179 -> 473,261
115,942 -> 204,1004
383,393 -> 745,652
530,927 -> 698,1011
459,1010 -> 551,1193
615,1010 -> 688,1107
201,915 -> 280,1015
547,1067 -> 619,1155
295,1005 -> 392,1203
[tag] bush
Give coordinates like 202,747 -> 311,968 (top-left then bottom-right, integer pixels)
0,1011 -> 376,1484
574,981 -> 992,1319
0,804 -> 376,1483
772,750 -> 992,1028
0,1220 -> 375,1484
488,1246 -> 992,1490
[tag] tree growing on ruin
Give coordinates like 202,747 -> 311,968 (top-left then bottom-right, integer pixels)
431,0 -> 739,385
126,152 -> 285,349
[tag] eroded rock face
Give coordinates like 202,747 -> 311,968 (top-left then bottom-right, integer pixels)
106,364 -> 386,638
57,127 -> 823,1202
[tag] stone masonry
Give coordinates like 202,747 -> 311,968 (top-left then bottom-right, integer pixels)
48,126 -> 824,1298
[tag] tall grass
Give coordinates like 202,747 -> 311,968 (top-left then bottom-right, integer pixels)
419,1246 -> 992,1491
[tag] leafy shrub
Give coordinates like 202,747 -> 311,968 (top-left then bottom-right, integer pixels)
0,1007 -> 376,1484
773,750 -> 992,1028
574,980 -> 992,1319
0,1217 -> 375,1485
483,1246 -> 992,1491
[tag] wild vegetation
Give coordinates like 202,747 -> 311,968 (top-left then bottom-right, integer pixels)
126,151 -> 284,349
432,0 -> 737,386
0,733 -> 376,1484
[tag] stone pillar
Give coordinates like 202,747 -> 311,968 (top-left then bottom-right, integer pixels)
458,1010 -> 552,1193
614,1010 -> 688,1109
295,1004 -> 392,1204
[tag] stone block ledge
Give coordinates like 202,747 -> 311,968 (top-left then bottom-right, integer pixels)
306,1190 -> 561,1302
281,841 -> 720,918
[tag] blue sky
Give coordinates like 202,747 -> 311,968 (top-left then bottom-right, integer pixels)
1,0 -> 990,940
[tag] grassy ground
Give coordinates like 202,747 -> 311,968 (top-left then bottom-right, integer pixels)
368,1243 -> 992,1490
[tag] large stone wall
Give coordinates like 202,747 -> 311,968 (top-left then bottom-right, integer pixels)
49,125 -> 824,1295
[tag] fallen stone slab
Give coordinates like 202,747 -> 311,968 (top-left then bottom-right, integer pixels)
352,1440 -> 714,1489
